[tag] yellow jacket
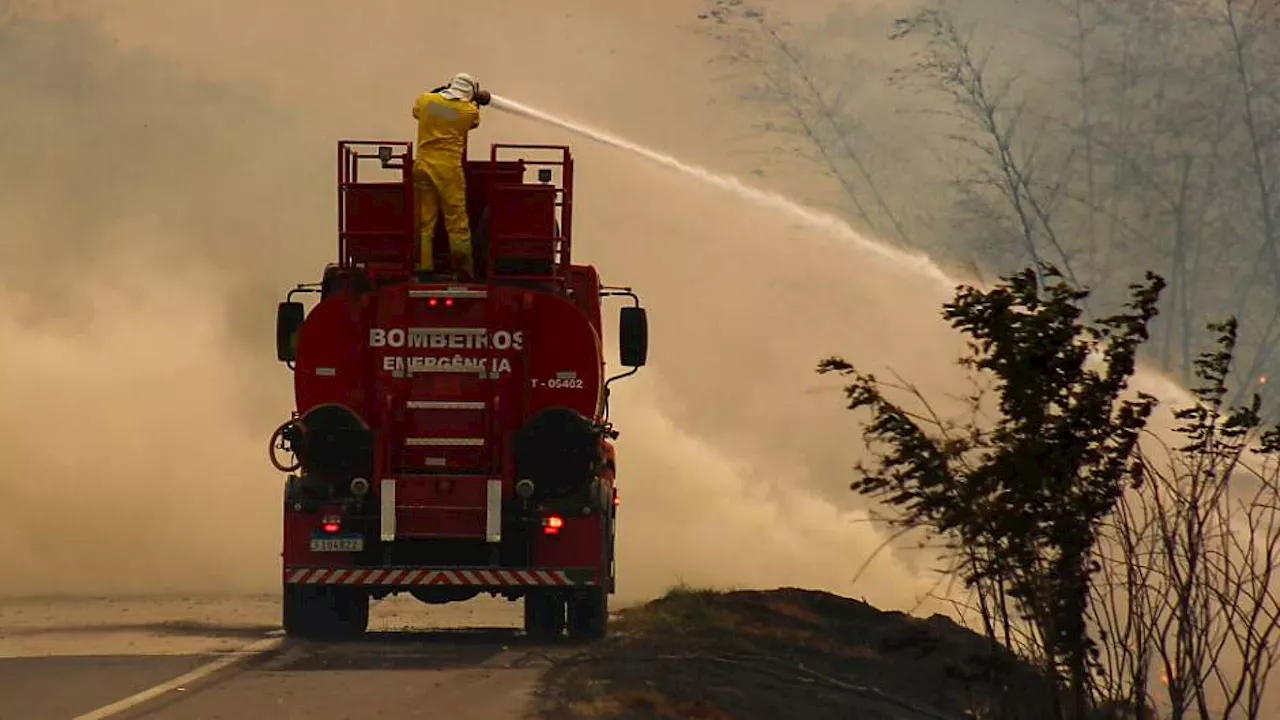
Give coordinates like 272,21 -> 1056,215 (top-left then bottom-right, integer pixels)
412,92 -> 480,163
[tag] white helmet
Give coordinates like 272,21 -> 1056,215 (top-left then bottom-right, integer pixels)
438,72 -> 476,102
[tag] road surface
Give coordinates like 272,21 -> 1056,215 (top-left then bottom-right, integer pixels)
0,593 -> 564,720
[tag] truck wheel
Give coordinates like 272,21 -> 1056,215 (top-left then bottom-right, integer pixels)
284,585 -> 329,638
567,588 -> 608,641
335,589 -> 370,636
523,590 -> 565,642
283,585 -> 369,640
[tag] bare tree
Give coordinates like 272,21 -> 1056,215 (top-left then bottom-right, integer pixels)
889,5 -> 1089,297
701,0 -> 1280,397
696,0 -> 911,244
1089,318 -> 1280,719
1214,0 -> 1280,404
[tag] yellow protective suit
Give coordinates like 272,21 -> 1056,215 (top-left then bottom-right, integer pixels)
412,90 -> 480,276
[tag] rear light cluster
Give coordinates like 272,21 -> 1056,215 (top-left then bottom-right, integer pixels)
322,514 -> 342,534
426,297 -> 455,308
539,491 -> 618,535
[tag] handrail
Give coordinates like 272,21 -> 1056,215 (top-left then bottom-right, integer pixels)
336,140 -> 574,282
488,144 -> 573,283
338,141 -> 414,270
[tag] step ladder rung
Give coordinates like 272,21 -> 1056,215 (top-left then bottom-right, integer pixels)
409,288 -> 487,299
405,437 -> 486,447
407,400 -> 486,411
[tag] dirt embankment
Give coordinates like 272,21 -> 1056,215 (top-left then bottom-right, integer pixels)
531,587 -> 1056,720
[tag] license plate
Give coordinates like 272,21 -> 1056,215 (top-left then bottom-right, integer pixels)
309,534 -> 364,552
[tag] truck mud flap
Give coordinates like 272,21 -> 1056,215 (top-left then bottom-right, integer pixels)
283,566 -> 598,588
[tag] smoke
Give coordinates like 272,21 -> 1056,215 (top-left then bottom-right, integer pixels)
0,251 -> 278,594
0,14 -> 326,595
0,0 -> 1192,621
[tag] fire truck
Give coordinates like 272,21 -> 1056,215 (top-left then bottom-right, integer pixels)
270,140 -> 648,641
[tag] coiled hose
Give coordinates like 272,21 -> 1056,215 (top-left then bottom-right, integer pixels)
269,418 -> 304,473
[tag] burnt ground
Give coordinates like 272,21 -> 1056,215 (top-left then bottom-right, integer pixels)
530,586 -> 1059,720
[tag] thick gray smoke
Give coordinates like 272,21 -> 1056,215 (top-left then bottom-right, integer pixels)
0,14 -> 328,594
0,1 -> 1188,619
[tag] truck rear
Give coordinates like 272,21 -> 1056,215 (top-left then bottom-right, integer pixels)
270,141 -> 648,641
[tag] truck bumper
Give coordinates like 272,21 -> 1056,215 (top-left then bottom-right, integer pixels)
283,566 -> 599,588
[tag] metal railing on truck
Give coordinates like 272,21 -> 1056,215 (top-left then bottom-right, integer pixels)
334,140 -> 575,285
337,140 -> 415,274
484,143 -> 574,286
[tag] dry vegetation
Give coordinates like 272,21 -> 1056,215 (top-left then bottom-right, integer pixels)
534,584 -> 1052,720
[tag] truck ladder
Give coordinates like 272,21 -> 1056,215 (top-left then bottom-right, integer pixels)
382,284 -> 503,549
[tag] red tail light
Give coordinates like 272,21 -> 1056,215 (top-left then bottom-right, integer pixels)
322,514 -> 342,534
542,515 -> 564,535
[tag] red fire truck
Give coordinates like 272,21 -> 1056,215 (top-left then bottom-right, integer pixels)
270,140 -> 648,641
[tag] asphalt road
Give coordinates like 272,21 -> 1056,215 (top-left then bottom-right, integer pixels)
0,594 -> 562,720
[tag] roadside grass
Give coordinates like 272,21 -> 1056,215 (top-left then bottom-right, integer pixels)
612,582 -> 736,637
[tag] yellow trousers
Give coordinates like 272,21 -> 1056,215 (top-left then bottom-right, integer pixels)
413,158 -> 474,277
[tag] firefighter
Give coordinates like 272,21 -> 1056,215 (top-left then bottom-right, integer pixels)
412,73 -> 486,280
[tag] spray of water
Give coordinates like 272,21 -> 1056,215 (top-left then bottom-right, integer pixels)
489,93 -> 1196,409
491,94 -> 959,292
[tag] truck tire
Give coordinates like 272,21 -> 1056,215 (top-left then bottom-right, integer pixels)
566,587 -> 608,641
568,509 -> 612,641
283,585 -> 369,640
523,590 -> 565,642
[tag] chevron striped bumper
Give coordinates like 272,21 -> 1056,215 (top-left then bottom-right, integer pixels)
284,566 -> 599,588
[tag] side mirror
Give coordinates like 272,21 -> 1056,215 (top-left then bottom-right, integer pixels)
276,301 -> 305,363
618,306 -> 648,368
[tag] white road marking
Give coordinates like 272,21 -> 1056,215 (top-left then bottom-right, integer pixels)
72,631 -> 285,720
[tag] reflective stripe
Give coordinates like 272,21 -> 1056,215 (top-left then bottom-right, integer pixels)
485,479 -> 503,543
380,479 -> 396,542
284,567 -> 590,586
